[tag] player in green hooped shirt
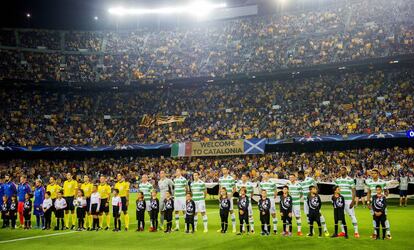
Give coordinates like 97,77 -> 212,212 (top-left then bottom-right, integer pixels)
190,172 -> 208,232
173,169 -> 188,231
334,166 -> 360,238
138,174 -> 153,216
298,170 -> 329,236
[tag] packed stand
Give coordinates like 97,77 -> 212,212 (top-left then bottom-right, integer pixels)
0,67 -> 413,146
1,147 -> 413,185
0,0 -> 413,82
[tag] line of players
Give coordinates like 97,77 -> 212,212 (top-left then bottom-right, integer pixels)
1,167 -> 393,239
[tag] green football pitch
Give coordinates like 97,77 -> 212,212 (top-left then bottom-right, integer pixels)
0,194 -> 413,250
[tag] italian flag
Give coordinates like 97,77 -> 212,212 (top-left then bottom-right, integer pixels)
171,142 -> 192,157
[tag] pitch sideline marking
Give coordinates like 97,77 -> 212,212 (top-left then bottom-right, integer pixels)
0,231 -> 78,244
0,211 -> 220,244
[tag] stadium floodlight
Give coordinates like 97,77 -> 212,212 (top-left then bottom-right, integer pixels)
108,1 -> 227,17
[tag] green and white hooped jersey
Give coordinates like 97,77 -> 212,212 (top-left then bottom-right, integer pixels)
191,180 -> 206,201
300,177 -> 316,201
287,181 -> 302,206
259,180 -> 276,198
219,175 -> 235,195
139,182 -> 153,201
174,176 -> 187,198
236,180 -> 254,199
365,178 -> 387,194
334,176 -> 355,201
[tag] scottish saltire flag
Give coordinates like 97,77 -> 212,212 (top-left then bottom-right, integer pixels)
244,138 -> 266,154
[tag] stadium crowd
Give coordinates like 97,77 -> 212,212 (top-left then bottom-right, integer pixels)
1,147 -> 413,185
0,0 -> 413,82
1,68 -> 413,146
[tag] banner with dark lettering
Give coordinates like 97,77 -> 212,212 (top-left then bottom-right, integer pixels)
170,139 -> 266,157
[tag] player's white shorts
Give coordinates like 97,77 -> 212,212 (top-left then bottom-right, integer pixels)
248,199 -> 253,216
195,200 -> 206,213
344,200 -> 356,217
174,197 -> 186,211
303,200 -> 309,215
292,205 -> 301,218
145,201 -> 151,211
269,198 -> 276,214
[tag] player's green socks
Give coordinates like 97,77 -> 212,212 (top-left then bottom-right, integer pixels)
297,217 -> 302,232
203,215 -> 208,231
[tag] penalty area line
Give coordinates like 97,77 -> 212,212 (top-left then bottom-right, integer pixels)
0,231 -> 79,244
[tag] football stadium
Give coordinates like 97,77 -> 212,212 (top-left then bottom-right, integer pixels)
0,0 -> 413,249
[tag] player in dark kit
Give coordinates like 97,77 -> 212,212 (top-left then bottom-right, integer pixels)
280,186 -> 293,236
185,192 -> 196,234
372,185 -> 388,240
258,190 -> 271,235
136,192 -> 146,231
163,191 -> 174,233
23,193 -> 32,229
331,186 -> 348,238
219,187 -> 230,233
307,186 -> 322,237
149,190 -> 159,232
237,187 -> 250,235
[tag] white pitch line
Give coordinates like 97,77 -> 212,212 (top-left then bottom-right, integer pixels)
0,231 -> 78,244
0,211 -> 220,244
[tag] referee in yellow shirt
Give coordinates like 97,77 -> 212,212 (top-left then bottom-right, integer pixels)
63,172 -> 78,229
114,173 -> 130,231
46,176 -> 61,225
80,175 -> 94,230
98,175 -> 111,230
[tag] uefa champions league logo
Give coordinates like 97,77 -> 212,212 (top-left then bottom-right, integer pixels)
374,197 -> 384,209
336,197 -> 343,207
310,197 -> 319,209
187,202 -> 194,212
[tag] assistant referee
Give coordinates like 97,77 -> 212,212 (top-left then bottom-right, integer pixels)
114,173 -> 130,231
